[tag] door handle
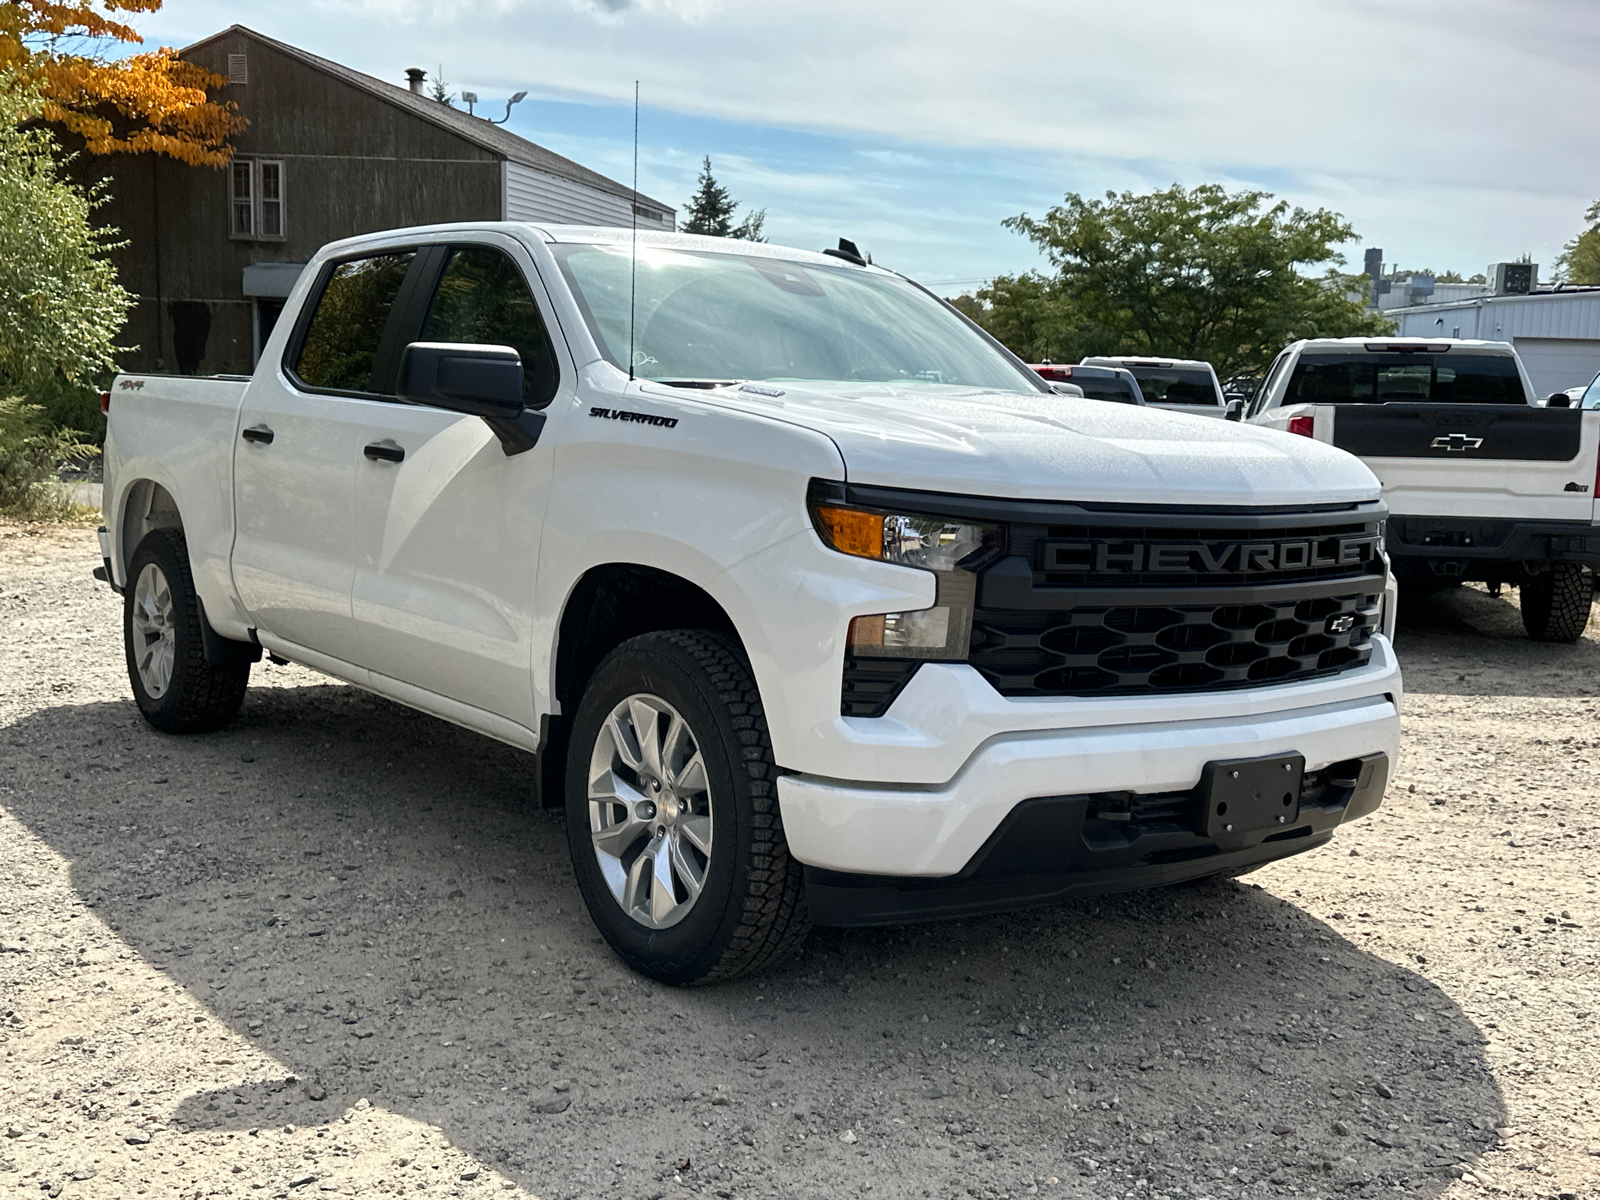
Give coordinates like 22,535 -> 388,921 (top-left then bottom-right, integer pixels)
363,440 -> 405,463
241,424 -> 274,445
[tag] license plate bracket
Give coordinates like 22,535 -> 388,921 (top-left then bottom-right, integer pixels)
1198,753 -> 1304,838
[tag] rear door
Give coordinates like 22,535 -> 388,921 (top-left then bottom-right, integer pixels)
231,248 -> 422,661
348,236 -> 567,729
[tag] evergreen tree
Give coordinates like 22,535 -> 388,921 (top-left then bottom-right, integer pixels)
429,67 -> 455,108
682,157 -> 766,242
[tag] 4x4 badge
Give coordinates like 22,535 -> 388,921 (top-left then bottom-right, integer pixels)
1430,433 -> 1484,451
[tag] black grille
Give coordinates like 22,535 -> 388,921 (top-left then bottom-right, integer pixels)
970,590 -> 1380,697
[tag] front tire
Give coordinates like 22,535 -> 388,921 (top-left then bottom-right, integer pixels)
564,630 -> 809,985
1520,563 -> 1593,643
124,529 -> 250,733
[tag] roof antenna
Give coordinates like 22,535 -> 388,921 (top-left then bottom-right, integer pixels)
628,80 -> 639,383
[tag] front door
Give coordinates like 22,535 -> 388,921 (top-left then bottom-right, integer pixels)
232,249 -> 421,661
349,239 -> 567,728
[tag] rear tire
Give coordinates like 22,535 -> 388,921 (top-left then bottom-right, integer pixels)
564,630 -> 809,985
1519,563 -> 1593,643
124,529 -> 251,733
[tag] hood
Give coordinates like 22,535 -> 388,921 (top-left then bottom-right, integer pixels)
641,380 -> 1380,508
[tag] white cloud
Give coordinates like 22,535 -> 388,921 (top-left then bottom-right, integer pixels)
135,0 -> 1600,275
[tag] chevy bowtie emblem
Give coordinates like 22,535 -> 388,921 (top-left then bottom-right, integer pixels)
1430,433 -> 1484,452
1327,614 -> 1356,634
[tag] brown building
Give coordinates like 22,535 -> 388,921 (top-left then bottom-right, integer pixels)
88,25 -> 674,377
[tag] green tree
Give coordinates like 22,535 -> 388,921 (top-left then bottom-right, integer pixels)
682,156 -> 766,242
0,78 -> 126,513
975,184 -> 1391,376
428,66 -> 455,108
1556,201 -> 1600,285
0,82 -> 130,402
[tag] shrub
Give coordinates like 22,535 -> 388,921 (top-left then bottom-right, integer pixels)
0,396 -> 96,519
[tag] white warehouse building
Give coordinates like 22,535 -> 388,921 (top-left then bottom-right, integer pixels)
1386,288 -> 1600,399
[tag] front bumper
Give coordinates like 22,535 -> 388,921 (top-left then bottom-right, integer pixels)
1388,515 -> 1600,574
777,644 -> 1399,918
806,751 -> 1386,926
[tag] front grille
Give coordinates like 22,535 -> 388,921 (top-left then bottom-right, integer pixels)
970,590 -> 1380,697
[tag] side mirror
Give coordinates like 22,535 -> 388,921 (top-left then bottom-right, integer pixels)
1048,382 -> 1085,397
1225,399 -> 1245,421
1546,392 -> 1573,408
396,341 -> 544,455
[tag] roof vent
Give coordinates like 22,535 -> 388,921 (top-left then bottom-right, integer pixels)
227,53 -> 247,85
405,67 -> 426,94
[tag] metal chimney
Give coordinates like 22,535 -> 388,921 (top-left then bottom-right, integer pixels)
405,68 -> 426,94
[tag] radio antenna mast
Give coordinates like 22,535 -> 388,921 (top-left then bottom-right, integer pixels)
628,80 -> 639,382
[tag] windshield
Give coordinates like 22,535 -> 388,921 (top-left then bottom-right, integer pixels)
1284,352 -> 1526,404
1123,365 -> 1218,405
551,243 -> 1040,392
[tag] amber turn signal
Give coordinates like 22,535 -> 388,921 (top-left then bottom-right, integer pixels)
813,505 -> 884,559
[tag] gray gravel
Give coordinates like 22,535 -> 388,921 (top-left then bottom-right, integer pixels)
2,522 -> 1598,1199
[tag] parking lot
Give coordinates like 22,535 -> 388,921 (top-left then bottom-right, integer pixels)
1,520 -> 1597,1200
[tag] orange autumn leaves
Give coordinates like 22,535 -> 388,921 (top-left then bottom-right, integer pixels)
1,0 -> 245,166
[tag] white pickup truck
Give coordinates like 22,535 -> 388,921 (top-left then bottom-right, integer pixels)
1243,337 -> 1600,641
99,223 -> 1401,983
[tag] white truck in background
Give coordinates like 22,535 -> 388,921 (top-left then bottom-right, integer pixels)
99,223 -> 1401,983
1082,356 -> 1230,419
1243,337 -> 1600,641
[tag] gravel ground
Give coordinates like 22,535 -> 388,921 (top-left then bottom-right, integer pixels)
1,520 -> 1597,1200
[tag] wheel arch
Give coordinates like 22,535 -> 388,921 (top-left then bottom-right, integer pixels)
117,478 -> 184,581
538,563 -> 743,809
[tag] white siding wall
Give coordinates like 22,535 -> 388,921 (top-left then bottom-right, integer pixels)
1512,338 -> 1600,397
1388,293 -> 1600,396
501,161 -> 673,230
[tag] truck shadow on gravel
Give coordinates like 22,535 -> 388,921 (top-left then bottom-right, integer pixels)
4,683 -> 1504,1200
1395,582 -> 1600,698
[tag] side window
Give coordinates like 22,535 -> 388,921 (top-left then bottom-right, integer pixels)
420,247 -> 560,408
1583,374 -> 1600,411
292,252 -> 416,393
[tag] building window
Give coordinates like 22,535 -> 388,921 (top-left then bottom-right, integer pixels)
230,159 -> 285,240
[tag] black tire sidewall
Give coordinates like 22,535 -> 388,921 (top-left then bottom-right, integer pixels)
124,530 -> 200,727
564,635 -> 756,984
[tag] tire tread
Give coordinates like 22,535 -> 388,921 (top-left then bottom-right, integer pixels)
1520,563 -> 1594,643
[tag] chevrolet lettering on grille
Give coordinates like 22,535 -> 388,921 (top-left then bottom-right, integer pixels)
1041,535 -> 1380,575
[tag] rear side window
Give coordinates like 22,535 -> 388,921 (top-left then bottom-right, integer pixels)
1126,366 -> 1217,405
293,252 -> 416,392
1077,377 -> 1140,404
420,247 -> 560,408
1284,352 -> 1526,404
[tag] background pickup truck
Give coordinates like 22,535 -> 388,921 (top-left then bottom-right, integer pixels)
100,222 -> 1401,983
1244,337 -> 1600,642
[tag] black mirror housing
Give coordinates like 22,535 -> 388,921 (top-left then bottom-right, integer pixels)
396,342 -> 544,455
1547,392 -> 1574,408
1225,399 -> 1245,421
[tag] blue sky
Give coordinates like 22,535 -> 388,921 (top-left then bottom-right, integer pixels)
126,0 -> 1600,294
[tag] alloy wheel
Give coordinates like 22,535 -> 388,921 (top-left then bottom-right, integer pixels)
586,693 -> 714,929
130,562 -> 177,699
